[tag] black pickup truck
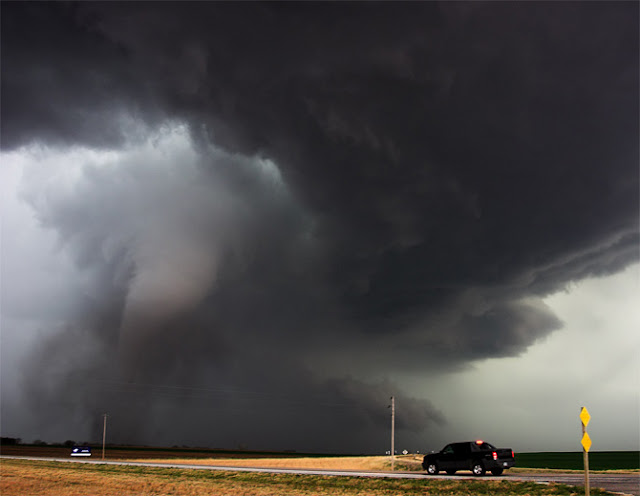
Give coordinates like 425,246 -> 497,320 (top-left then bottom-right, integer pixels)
422,440 -> 515,476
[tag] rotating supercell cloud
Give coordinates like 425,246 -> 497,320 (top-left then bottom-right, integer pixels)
1,2 -> 637,453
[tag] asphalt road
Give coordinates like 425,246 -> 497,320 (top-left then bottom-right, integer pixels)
3,456 -> 638,496
510,472 -> 639,496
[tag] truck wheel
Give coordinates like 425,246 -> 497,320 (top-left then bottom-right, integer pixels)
426,463 -> 439,475
491,468 -> 503,476
471,462 -> 485,476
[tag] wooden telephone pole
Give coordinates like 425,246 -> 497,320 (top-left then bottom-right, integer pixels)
102,413 -> 108,460
390,396 -> 395,470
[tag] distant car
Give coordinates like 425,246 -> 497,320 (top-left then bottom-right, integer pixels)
70,446 -> 92,457
422,440 -> 515,476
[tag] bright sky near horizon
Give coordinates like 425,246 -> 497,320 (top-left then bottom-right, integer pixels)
407,263 -> 640,453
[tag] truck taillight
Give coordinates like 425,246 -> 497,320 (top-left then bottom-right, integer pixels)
512,450 -> 515,458
492,451 -> 498,460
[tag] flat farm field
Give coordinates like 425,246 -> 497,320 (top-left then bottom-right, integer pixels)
2,445 -> 637,495
4,445 -> 637,471
0,457 -> 620,496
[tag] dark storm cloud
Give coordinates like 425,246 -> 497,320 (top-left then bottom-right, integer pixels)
1,2 -> 638,450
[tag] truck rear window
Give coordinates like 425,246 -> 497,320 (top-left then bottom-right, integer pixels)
471,442 -> 496,451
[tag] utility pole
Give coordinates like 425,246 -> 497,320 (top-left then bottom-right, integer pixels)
390,396 -> 395,471
102,413 -> 108,460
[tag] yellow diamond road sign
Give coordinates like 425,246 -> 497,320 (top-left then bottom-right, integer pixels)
580,407 -> 591,427
582,432 -> 592,452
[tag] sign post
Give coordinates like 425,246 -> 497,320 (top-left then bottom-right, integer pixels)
580,406 -> 591,496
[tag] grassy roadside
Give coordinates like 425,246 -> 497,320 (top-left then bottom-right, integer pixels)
0,458 -> 618,496
135,454 -> 636,474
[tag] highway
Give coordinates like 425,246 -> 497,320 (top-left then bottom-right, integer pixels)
3,456 -> 638,495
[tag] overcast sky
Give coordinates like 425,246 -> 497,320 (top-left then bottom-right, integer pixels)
1,2 -> 638,454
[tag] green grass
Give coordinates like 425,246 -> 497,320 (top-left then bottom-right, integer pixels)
516,451 -> 639,470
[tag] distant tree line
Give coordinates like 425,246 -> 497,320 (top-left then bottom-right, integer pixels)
0,437 -> 22,445
0,437 -> 85,447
